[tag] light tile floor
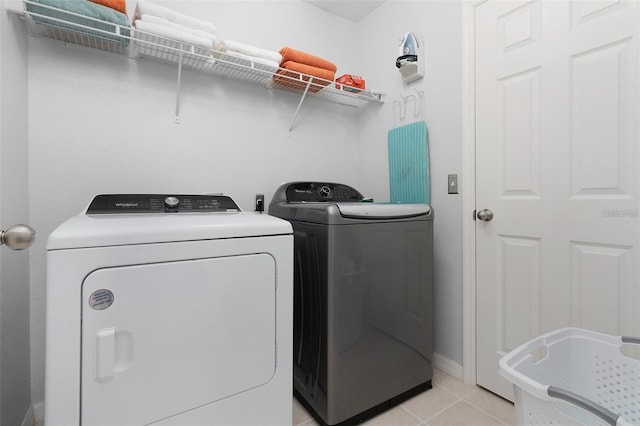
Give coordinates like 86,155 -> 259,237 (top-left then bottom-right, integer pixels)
293,369 -> 516,426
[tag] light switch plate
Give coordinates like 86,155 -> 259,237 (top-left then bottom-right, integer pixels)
448,174 -> 458,194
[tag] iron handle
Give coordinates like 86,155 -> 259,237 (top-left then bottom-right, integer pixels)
1,224 -> 36,250
476,209 -> 494,222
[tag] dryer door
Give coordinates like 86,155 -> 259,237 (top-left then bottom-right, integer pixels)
81,253 -> 277,425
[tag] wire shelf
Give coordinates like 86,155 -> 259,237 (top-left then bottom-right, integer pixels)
20,1 -> 384,110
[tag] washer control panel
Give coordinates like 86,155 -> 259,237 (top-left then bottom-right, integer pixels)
86,194 -> 240,214
284,182 -> 363,203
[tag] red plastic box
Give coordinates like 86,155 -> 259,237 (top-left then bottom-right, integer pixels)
335,74 -> 365,92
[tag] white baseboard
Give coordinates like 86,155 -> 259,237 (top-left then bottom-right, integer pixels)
32,401 -> 45,426
433,352 -> 464,380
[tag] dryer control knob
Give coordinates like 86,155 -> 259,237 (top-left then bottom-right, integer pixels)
164,196 -> 180,209
319,186 -> 332,197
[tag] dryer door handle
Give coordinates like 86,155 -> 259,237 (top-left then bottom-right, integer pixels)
95,328 -> 116,382
95,328 -> 134,382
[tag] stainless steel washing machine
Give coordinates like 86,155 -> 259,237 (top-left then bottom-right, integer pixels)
269,182 -> 433,426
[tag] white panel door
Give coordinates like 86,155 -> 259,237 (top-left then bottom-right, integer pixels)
81,254 -> 277,425
476,0 -> 639,400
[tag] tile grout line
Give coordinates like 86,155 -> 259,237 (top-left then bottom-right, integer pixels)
293,403 -> 313,426
396,404 -> 426,425
467,405 -> 508,426
400,387 -> 469,424
461,394 -> 510,425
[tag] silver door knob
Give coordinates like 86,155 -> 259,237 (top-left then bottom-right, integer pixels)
1,224 -> 36,250
476,209 -> 494,222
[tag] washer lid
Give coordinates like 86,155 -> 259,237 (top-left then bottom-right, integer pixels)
47,212 -> 292,250
337,203 -> 431,219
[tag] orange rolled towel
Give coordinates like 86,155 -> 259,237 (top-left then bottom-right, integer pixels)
279,47 -> 337,73
273,61 -> 336,93
281,61 -> 335,81
89,0 -> 126,14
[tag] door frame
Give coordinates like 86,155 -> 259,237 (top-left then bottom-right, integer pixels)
461,0 -> 486,385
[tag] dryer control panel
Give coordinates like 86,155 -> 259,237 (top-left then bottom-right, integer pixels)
86,194 -> 240,214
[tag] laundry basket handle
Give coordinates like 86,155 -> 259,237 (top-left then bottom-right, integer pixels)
622,336 -> 640,344
548,386 -> 618,426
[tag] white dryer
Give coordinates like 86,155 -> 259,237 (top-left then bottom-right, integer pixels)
45,194 -> 293,426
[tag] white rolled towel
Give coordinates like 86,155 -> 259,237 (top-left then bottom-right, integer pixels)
222,51 -> 280,71
134,19 -> 213,50
140,14 -> 216,44
135,0 -> 216,34
218,39 -> 282,64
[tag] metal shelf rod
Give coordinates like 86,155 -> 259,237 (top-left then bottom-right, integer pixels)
289,80 -> 312,132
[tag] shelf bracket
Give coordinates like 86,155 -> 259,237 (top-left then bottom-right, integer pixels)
175,48 -> 184,124
289,79 -> 312,132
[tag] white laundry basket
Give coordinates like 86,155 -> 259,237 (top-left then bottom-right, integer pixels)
499,327 -> 640,426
